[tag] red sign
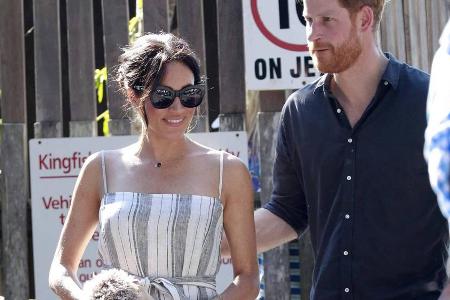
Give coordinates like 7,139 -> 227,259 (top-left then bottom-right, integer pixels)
251,0 -> 308,51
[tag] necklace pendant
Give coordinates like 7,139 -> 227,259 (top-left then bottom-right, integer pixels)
155,162 -> 162,168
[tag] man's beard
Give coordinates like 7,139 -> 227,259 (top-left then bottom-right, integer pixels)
309,26 -> 362,74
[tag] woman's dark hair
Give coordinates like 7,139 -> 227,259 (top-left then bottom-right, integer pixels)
115,32 -> 202,127
117,32 -> 201,95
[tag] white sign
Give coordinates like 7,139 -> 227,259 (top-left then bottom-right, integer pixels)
242,0 -> 320,90
30,132 -> 248,299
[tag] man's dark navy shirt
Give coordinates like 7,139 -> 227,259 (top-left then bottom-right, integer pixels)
264,54 -> 449,300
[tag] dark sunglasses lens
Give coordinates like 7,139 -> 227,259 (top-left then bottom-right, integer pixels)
180,87 -> 204,108
151,88 -> 174,109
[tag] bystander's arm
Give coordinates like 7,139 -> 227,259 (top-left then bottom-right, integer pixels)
425,18 -> 450,300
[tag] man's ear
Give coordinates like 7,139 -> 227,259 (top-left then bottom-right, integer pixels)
357,5 -> 375,32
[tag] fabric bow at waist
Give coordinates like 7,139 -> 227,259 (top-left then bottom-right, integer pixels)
136,275 -> 216,300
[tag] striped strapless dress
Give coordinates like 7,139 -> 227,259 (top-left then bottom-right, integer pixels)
97,152 -> 225,299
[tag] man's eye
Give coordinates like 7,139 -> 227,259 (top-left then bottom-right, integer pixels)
305,17 -> 313,24
323,17 -> 332,22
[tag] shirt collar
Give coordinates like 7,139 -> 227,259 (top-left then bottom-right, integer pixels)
381,53 -> 400,90
312,52 -> 401,95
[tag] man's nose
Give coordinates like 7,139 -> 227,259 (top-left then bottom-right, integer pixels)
307,22 -> 321,42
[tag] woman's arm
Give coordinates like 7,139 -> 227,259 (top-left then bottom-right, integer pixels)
48,153 -> 102,300
218,155 -> 259,299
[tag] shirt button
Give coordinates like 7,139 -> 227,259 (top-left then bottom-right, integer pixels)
384,81 -> 388,86
344,250 -> 349,256
337,108 -> 342,113
345,214 -> 350,219
347,138 -> 353,143
346,176 -> 352,181
345,288 -> 350,293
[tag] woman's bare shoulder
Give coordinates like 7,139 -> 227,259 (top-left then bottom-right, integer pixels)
189,140 -> 244,165
100,143 -> 140,164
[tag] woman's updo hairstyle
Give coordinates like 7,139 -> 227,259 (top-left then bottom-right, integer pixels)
115,32 -> 202,127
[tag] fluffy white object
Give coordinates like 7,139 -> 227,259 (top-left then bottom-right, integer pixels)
83,268 -> 142,300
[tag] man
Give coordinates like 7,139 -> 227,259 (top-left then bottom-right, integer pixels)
424,17 -> 450,300
222,0 -> 449,299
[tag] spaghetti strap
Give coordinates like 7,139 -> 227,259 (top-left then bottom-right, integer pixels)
101,151 -> 108,194
219,151 -> 224,199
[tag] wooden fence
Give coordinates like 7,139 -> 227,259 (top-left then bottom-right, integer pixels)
0,0 -> 449,299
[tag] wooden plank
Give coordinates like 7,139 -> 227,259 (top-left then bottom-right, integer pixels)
426,0 -> 437,67
404,0 -> 429,71
66,0 -> 97,137
428,0 -> 450,65
69,121 -> 97,137
299,230 -> 314,299
0,124 -> 29,300
34,121 -> 63,138
34,0 -> 63,129
217,0 -> 246,114
143,0 -> 169,32
203,0 -> 220,130
219,114 -> 245,131
178,0 -> 208,132
257,112 -> 291,299
259,90 -> 285,112
101,0 -> 130,135
0,3 -> 29,297
0,0 -> 27,123
380,0 -> 406,62
0,124 -> 3,297
189,115 -> 208,133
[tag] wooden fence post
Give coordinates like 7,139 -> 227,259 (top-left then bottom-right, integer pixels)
426,0 -> 450,65
257,111 -> 291,299
178,0 -> 209,132
403,0 -> 430,71
34,0 -> 63,138
102,0 -> 130,136
66,0 -> 97,137
216,0 -> 246,131
0,0 -> 30,299
380,1 -> 406,62
258,90 -> 314,299
143,0 -> 169,33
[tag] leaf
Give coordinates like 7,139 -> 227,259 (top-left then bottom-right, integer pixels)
96,110 -> 110,136
94,67 -> 107,104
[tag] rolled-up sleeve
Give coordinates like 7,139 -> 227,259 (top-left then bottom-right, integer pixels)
264,104 -> 308,236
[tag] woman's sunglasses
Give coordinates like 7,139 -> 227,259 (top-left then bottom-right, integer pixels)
135,84 -> 205,109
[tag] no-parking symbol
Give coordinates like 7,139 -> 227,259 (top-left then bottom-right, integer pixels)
242,0 -> 320,90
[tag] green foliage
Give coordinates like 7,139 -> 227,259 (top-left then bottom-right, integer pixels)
129,16 -> 140,43
96,110 -> 110,136
94,67 -> 107,104
94,0 -> 143,136
129,0 -> 143,43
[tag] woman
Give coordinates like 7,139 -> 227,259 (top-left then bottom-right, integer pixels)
49,33 -> 259,299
